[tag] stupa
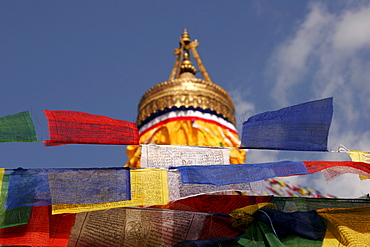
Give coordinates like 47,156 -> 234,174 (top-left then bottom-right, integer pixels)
126,29 -> 245,167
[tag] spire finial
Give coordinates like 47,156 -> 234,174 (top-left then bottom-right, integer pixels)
180,28 -> 191,45
169,29 -> 212,82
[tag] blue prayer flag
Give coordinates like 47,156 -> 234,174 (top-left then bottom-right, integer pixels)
172,161 -> 308,186
241,98 -> 333,151
5,167 -> 131,209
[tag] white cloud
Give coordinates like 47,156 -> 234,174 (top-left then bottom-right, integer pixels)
270,3 -> 370,124
333,6 -> 370,50
270,3 -> 334,105
267,2 -> 370,198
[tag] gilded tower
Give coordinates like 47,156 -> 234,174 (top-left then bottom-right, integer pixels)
126,29 -> 245,167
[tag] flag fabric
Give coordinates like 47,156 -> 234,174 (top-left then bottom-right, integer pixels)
348,150 -> 370,179
241,98 -> 333,151
237,221 -> 324,246
254,209 -> 327,240
126,118 -> 246,167
318,206 -> 370,246
47,168 -> 130,205
44,110 -> 139,145
52,168 -> 168,214
0,111 -> 37,143
321,166 -> 370,181
271,197 -> 370,212
348,150 -> 370,163
167,169 -> 267,202
172,161 -> 308,186
0,205 -> 75,247
303,161 -> 370,175
150,195 -> 273,240
0,169 -> 32,229
5,168 -> 131,209
68,207 -> 206,247
140,144 -> 230,168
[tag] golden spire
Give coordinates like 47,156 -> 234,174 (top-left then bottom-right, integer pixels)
137,30 -> 236,128
169,29 -> 212,82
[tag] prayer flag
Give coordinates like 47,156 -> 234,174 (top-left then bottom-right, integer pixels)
150,195 -> 273,240
68,207 -> 206,247
0,111 -> 37,143
5,168 -> 130,209
348,150 -> 370,179
44,110 -> 139,145
0,205 -> 75,247
167,169 -> 266,202
321,166 -> 370,181
241,97 -> 333,151
303,161 -> 370,175
140,144 -> 230,168
348,150 -> 370,163
0,169 -> 31,229
172,161 -> 308,186
318,206 -> 370,246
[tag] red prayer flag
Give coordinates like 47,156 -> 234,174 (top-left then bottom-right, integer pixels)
44,110 -> 139,145
0,206 -> 75,247
150,195 -> 273,239
304,161 -> 370,175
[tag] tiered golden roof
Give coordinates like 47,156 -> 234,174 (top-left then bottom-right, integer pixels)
136,29 -> 236,127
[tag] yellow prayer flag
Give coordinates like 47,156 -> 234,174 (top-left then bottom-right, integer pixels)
52,169 -> 168,214
318,206 -> 370,246
348,150 -> 370,179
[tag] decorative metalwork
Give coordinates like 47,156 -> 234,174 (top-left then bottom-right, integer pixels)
137,29 -> 236,127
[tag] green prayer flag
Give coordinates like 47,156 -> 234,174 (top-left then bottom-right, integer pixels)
236,222 -> 323,247
0,111 -> 37,143
0,169 -> 32,228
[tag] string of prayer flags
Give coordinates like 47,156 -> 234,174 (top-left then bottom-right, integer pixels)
52,168 -> 168,214
0,205 -> 75,247
44,110 -> 139,146
171,161 -> 308,186
140,144 -> 230,168
241,97 -> 333,151
0,169 -> 32,229
265,178 -> 335,198
5,168 -> 131,210
0,111 -> 37,143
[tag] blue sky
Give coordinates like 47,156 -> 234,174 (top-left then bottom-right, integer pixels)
1,1 -> 370,197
